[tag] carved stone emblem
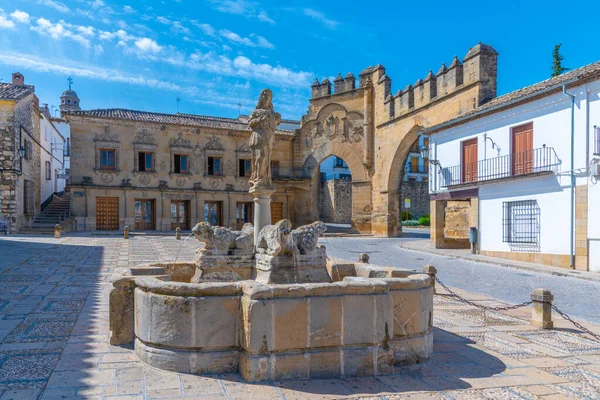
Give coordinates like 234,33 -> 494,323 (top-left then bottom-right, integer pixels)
159,160 -> 167,172
100,173 -> 113,183
94,132 -> 119,142
209,179 -> 219,189
325,114 -> 340,139
239,179 -> 249,190
176,177 -> 186,187
226,160 -> 235,176
139,175 -> 151,186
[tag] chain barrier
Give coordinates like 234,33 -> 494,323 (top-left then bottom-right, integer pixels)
435,276 -> 600,343
551,305 -> 600,342
434,276 -> 533,311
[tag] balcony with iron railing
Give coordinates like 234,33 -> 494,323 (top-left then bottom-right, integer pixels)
439,146 -> 561,187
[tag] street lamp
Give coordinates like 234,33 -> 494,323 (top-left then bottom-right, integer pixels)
420,146 -> 429,160
18,145 -> 25,159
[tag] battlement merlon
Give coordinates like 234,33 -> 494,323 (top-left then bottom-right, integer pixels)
309,43 -> 498,125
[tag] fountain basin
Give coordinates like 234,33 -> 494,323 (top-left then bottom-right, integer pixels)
111,261 -> 433,381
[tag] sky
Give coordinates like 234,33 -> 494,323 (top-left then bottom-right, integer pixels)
0,0 -> 599,120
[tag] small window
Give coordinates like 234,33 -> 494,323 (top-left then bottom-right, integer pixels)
138,152 -> 153,172
271,161 -> 280,178
502,200 -> 540,244
410,156 -> 419,172
334,157 -> 346,168
174,154 -> 188,174
99,149 -> 116,169
45,161 -> 51,180
208,156 -> 222,176
239,159 -> 251,177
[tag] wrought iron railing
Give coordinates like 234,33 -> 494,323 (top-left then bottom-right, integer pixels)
439,147 -> 561,187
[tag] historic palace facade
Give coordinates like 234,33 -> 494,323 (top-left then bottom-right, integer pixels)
66,43 -> 498,235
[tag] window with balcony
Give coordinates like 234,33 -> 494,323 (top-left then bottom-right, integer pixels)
173,154 -> 188,174
461,138 -> 478,183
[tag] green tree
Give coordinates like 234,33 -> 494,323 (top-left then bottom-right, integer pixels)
551,44 -> 569,77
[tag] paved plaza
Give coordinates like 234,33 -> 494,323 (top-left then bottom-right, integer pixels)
0,234 -> 600,399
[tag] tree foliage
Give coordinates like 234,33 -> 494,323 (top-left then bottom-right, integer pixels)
551,44 -> 570,77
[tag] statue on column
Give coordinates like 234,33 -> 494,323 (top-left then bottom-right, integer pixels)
248,89 -> 281,190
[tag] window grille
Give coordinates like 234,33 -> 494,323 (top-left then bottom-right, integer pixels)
502,200 -> 540,244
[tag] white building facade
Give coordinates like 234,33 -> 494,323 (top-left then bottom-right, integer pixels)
426,62 -> 600,271
39,109 -> 67,206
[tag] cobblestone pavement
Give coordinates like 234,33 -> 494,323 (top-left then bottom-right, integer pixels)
0,235 -> 599,400
321,236 -> 600,325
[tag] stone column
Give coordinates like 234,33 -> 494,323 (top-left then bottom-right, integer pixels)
251,187 -> 275,247
531,289 -> 553,329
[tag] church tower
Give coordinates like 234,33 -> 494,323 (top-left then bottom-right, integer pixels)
59,77 -> 81,114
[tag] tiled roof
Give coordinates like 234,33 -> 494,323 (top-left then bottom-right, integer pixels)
0,83 -> 34,100
64,108 -> 297,136
429,60 -> 600,133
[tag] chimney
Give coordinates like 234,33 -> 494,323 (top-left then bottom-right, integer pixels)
12,72 -> 24,86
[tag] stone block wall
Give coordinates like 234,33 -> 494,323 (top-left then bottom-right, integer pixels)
319,179 -> 352,224
400,180 -> 429,219
444,200 -> 471,239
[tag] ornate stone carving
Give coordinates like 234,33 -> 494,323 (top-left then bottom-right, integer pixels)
209,178 -> 219,189
239,179 -> 249,190
100,173 -> 113,184
121,179 -> 132,187
292,221 -> 327,255
192,222 -> 254,256
82,176 -> 93,185
139,175 -> 151,186
176,177 -> 186,187
248,88 -> 281,190
133,129 -> 155,145
256,219 -> 297,257
193,182 -> 202,190
236,142 -> 251,153
226,159 -> 235,176
205,135 -> 224,151
158,180 -> 168,189
226,183 -> 235,192
159,160 -> 167,172
94,132 -> 119,142
170,132 -> 191,148
325,113 -> 340,139
351,124 -> 364,143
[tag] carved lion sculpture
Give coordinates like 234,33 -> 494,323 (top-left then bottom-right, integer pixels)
256,219 -> 298,257
192,222 -> 254,255
292,221 -> 327,254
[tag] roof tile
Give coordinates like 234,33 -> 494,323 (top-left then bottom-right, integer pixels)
0,83 -> 34,100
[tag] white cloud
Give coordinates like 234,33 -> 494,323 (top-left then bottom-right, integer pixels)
10,10 -> 30,24
134,37 -> 162,54
193,22 -> 216,37
219,30 -> 274,49
257,10 -> 275,24
0,51 -> 188,93
94,44 -> 104,55
76,25 -> 95,36
0,15 -> 15,29
303,8 -> 339,29
36,0 -> 70,13
31,17 -> 91,47
99,29 -> 133,43
123,5 -> 134,13
209,0 -> 275,24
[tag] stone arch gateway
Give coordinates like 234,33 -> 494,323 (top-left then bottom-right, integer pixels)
298,43 -> 499,235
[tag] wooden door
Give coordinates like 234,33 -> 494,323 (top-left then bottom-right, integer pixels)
512,123 -> 533,175
135,200 -> 155,230
271,202 -> 283,224
461,138 -> 478,184
96,197 -> 119,230
170,200 -> 189,230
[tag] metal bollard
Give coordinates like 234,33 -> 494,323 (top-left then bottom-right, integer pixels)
358,253 -> 369,263
176,227 -> 181,240
54,224 -> 61,239
531,289 -> 553,329
123,225 -> 129,240
422,265 -> 437,293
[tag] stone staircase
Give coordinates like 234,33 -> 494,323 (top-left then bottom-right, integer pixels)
21,193 -> 72,234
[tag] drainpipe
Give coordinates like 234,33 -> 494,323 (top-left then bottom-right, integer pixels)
563,85 -> 575,269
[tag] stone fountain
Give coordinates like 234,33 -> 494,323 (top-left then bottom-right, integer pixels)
109,90 -> 433,381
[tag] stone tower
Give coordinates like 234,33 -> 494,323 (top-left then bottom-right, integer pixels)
59,77 -> 81,114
